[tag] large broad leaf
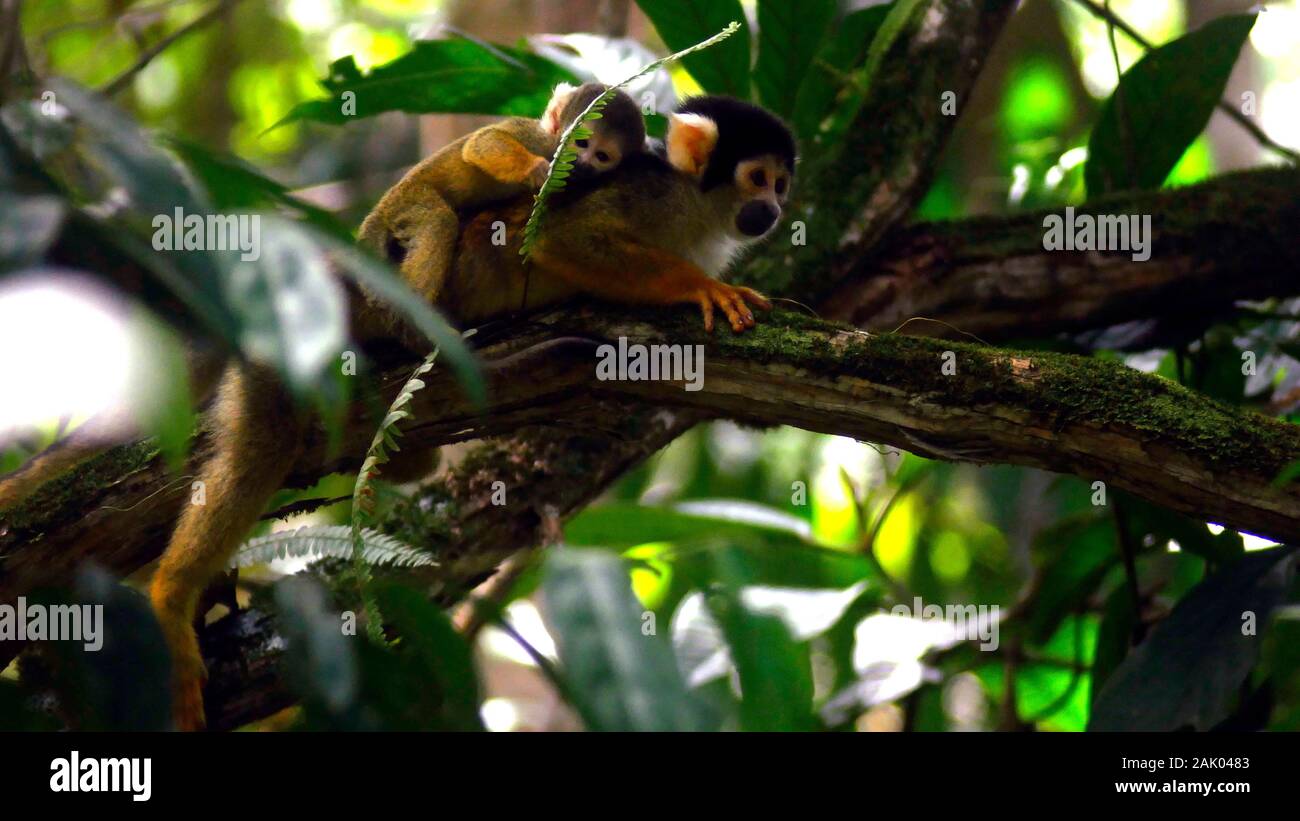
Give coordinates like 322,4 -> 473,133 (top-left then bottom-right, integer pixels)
565,500 -> 809,547
275,576 -> 362,723
277,40 -> 577,128
222,213 -> 349,394
1,80 -> 236,341
0,193 -> 65,269
1085,14 -> 1256,196
1026,515 -> 1116,643
375,584 -> 483,731
564,500 -> 882,590
754,0 -> 836,119
541,548 -> 714,731
705,586 -> 818,731
635,0 -> 752,97
790,3 -> 892,141
165,136 -> 351,241
41,567 -> 173,731
1089,546 -> 1296,731
685,545 -> 818,730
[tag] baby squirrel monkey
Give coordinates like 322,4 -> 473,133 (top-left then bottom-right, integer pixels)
151,95 -> 793,732
357,81 -> 645,309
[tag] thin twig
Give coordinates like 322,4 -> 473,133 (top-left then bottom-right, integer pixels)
1071,0 -> 1300,163
99,0 -> 240,97
452,551 -> 532,640
39,0 -> 203,45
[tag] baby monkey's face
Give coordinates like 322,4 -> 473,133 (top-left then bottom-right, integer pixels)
543,81 -> 647,178
573,126 -> 628,173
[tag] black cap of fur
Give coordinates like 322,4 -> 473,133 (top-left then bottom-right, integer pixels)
564,82 -> 647,153
675,95 -> 796,191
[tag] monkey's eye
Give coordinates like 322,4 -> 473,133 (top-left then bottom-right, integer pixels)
575,138 -> 589,148
775,177 -> 788,196
595,151 -> 611,163
750,169 -> 767,188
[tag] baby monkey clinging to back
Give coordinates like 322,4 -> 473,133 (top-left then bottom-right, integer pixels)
357,81 -> 646,308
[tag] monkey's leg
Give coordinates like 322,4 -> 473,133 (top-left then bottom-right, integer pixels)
392,198 -> 461,307
532,238 -> 771,333
149,364 -> 303,731
461,129 -> 550,188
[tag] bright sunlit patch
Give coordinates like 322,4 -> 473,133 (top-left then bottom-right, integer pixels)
326,24 -> 405,71
480,698 -> 520,732
1262,79 -> 1300,156
1243,533 -> 1281,552
1003,59 -> 1071,139
479,600 -> 558,667
1249,3 -> 1300,59
285,0 -> 340,33
0,277 -> 132,439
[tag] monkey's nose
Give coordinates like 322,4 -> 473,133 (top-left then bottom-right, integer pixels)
737,201 -> 779,236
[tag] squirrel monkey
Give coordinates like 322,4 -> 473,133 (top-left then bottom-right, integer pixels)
445,95 -> 797,333
357,81 -> 646,310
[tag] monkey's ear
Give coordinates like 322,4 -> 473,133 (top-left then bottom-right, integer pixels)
542,82 -> 578,134
666,113 -> 718,177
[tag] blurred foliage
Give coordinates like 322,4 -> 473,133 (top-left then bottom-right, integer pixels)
3,0 -> 1300,734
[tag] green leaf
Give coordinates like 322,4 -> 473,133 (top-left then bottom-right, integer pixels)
298,222 -> 484,406
127,309 -> 193,472
754,0 -> 836,119
275,576 -> 362,722
165,136 -> 352,242
42,567 -> 173,731
1090,582 -> 1137,708
1085,14 -> 1256,196
541,548 -> 713,731
1027,516 -> 1116,644
0,192 -> 65,269
635,0 -> 752,97
224,213 -> 349,396
2,80 -> 237,342
790,3 -> 891,141
565,500 -> 809,547
686,545 -> 818,730
276,40 -> 577,128
1089,546 -> 1296,731
375,584 -> 483,731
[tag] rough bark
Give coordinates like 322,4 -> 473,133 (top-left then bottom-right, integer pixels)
824,168 -> 1300,339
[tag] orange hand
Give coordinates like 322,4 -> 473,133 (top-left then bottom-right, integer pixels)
532,238 -> 771,333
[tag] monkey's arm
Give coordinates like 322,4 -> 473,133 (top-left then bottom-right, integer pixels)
531,236 -> 770,333
461,126 -> 551,189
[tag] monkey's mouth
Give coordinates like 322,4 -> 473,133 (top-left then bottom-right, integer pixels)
736,201 -> 779,237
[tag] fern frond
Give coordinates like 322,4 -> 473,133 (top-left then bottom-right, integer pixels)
350,346 -> 442,640
232,525 -> 437,568
518,21 -> 742,260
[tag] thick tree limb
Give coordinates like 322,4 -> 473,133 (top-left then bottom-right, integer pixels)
6,307 -> 1300,595
824,168 -> 1300,339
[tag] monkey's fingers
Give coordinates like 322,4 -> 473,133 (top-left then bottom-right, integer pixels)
696,293 -> 716,333
710,283 -> 755,332
736,287 -> 772,312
